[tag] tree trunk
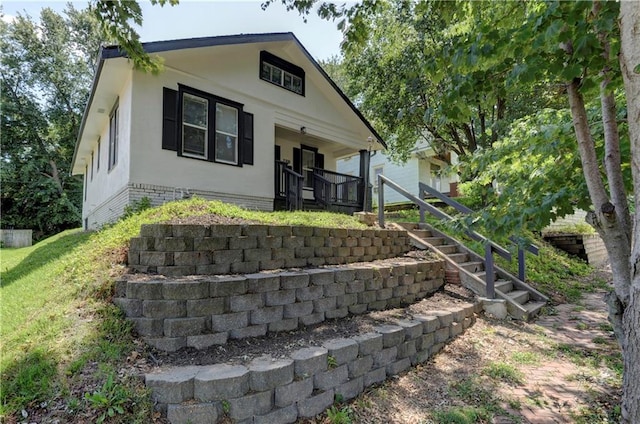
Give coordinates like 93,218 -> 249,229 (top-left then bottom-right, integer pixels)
566,79 -> 631,309
618,2 -> 640,422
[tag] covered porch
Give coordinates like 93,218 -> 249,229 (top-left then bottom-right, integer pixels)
272,126 -> 372,214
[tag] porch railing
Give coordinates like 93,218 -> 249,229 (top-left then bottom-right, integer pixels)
378,174 -> 517,299
418,182 -> 539,283
312,168 -> 363,207
275,160 -> 304,210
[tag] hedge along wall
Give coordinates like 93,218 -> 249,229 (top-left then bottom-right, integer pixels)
127,224 -> 411,276
114,259 -> 446,352
146,302 -> 479,424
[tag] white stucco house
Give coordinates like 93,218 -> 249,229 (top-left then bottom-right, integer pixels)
72,33 -> 385,230
337,138 -> 459,208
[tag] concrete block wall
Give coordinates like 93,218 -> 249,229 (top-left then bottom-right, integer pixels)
0,229 -> 32,248
543,233 -> 607,267
582,234 -> 608,267
114,260 -> 446,352
145,302 -> 478,424
128,224 -> 411,276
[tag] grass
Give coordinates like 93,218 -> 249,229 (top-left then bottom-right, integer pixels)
0,197 -> 365,421
483,362 -> 525,385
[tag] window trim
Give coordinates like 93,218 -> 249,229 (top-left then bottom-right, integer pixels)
300,144 -> 318,190
181,92 -> 209,159
260,51 -> 305,96
90,151 -> 94,181
177,84 -> 244,167
96,137 -> 101,171
108,100 -> 119,171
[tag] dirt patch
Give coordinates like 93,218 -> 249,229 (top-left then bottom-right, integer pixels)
144,283 -> 475,369
299,270 -> 621,424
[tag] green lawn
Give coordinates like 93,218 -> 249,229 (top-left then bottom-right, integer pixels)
0,196 -> 601,422
0,197 -> 366,421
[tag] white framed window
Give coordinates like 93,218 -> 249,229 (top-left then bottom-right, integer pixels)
108,101 -> 118,170
214,103 -> 238,164
177,86 -> 245,166
302,148 -> 315,189
260,51 -> 305,95
96,137 -> 101,171
182,93 -> 208,158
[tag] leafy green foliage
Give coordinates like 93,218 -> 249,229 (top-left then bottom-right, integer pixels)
0,6 -> 102,240
337,1 -> 558,162
457,95 -> 629,237
432,406 -> 492,424
84,373 -> 128,423
122,197 -> 152,219
90,0 -> 178,73
483,362 -> 525,385
326,405 -> 353,424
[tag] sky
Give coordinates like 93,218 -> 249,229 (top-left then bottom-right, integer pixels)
1,0 -> 347,61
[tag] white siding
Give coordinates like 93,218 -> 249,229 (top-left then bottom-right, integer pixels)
338,149 -> 460,207
82,74 -> 132,226
76,39 -> 381,229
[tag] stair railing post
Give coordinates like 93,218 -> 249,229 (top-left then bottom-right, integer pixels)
485,243 -> 495,299
518,247 -> 525,282
419,206 -> 425,224
378,175 -> 385,227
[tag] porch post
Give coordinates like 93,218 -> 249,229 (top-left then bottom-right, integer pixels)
359,149 -> 371,212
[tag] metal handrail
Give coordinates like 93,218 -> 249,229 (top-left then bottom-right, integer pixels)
379,174 -> 510,298
419,181 -> 538,281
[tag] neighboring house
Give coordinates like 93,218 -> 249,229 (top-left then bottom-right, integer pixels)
337,138 -> 459,208
72,33 -> 385,230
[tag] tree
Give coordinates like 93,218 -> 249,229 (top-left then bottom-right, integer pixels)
63,0 -> 640,419
1,6 -> 102,238
91,0 -> 177,73
261,0 -> 639,420
315,1 -> 564,164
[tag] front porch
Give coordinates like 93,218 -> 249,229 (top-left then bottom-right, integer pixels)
274,160 -> 369,214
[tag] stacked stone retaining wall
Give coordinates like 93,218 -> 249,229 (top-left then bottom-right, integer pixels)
543,234 -> 607,267
127,224 -> 410,276
146,302 -> 478,424
114,260 -> 445,352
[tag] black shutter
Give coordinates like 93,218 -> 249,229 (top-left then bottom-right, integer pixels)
315,153 -> 325,170
242,112 -> 254,165
293,147 -> 301,173
162,87 -> 178,151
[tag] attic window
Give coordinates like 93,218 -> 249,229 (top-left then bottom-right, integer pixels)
260,51 -> 304,96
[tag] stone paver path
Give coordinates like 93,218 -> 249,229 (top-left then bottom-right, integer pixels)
496,291 -> 619,423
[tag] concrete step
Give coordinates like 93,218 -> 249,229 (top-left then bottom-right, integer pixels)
446,252 -> 469,264
494,280 -> 513,293
507,290 -> 530,305
412,230 -> 433,239
524,301 -> 546,318
473,271 -> 497,282
423,237 -> 446,246
460,261 -> 484,273
396,222 -> 418,230
436,245 -> 459,254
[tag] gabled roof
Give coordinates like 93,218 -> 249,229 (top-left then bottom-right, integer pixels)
72,32 -> 386,174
